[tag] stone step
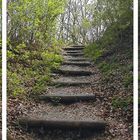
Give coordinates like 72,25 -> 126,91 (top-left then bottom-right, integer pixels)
39,94 -> 96,104
63,61 -> 91,66
56,66 -> 92,76
64,47 -> 84,51
71,45 -> 85,47
63,53 -> 84,57
52,77 -> 91,86
19,118 -> 106,130
65,50 -> 83,53
65,57 -> 89,61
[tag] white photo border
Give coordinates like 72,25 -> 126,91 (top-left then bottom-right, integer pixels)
1,0 -> 139,140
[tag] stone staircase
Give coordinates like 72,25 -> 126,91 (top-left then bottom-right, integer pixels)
18,45 -> 107,139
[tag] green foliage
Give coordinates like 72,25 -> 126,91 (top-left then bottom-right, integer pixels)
123,74 -> 133,88
82,18 -> 91,30
112,96 -> 133,109
92,0 -> 133,32
41,51 -> 63,70
8,72 -> 25,96
8,0 -> 66,96
8,0 -> 66,47
84,44 -> 103,61
84,0 -> 133,90
31,75 -> 50,94
98,61 -> 116,74
7,46 -> 63,96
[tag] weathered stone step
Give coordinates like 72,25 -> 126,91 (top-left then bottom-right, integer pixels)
65,57 -> 89,61
72,45 -> 85,47
52,77 -> 91,86
64,47 -> 84,51
63,61 -> 91,66
65,50 -> 83,53
63,53 -> 84,57
56,66 -> 92,76
39,94 -> 96,103
19,118 -> 106,130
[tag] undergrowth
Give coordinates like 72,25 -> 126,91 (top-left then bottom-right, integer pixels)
84,20 -> 133,109
7,0 -> 66,97
112,96 -> 133,109
8,44 -> 63,97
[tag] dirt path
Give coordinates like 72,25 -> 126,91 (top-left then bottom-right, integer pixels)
8,45 -> 132,140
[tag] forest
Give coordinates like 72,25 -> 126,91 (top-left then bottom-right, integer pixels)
7,0 -> 133,139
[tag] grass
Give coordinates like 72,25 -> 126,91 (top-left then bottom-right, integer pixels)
112,96 -> 133,109
123,73 -> 133,88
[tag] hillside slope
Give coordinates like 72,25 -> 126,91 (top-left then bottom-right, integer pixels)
85,24 -> 133,122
